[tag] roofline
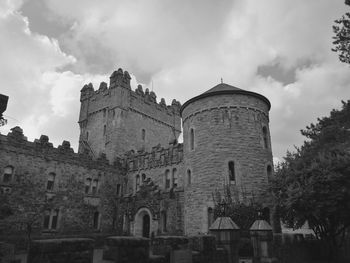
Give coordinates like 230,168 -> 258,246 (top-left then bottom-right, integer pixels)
180,89 -> 271,116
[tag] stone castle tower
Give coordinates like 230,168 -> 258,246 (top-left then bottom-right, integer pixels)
78,69 -> 274,236
78,68 -> 182,163
181,83 -> 273,235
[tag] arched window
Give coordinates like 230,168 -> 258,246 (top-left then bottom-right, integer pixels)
142,129 -> 146,141
267,165 -> 272,178
172,168 -> 178,188
228,161 -> 235,183
93,212 -> 100,229
92,179 -> 98,195
46,172 -> 55,191
3,166 -> 14,183
85,178 -> 92,194
161,211 -> 167,232
187,170 -> 191,186
263,127 -> 269,149
190,128 -> 194,150
136,174 -> 140,191
165,170 -> 170,189
208,207 -> 214,230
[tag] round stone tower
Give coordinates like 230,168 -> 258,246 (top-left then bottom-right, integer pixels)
180,83 -> 273,235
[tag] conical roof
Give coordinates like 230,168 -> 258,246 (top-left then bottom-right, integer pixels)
250,220 -> 272,231
180,82 -> 271,115
203,83 -> 242,94
209,217 -> 240,230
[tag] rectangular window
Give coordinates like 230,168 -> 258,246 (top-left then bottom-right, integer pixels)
229,161 -> 235,183
172,168 -> 178,188
85,178 -> 91,194
93,212 -> 100,229
165,170 -> 170,189
92,179 -> 98,195
51,209 -> 59,229
3,166 -> 13,183
43,210 -> 51,229
116,184 -> 121,197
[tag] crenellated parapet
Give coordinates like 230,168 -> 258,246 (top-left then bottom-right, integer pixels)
79,68 -> 181,120
130,83 -> 182,116
123,142 -> 183,172
0,126 -> 120,171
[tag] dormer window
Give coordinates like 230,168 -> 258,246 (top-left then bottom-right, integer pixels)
3,166 -> 13,183
46,173 -> 55,191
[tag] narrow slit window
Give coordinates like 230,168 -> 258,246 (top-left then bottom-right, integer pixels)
165,170 -> 170,189
142,129 -> 146,141
103,125 -> 106,136
267,165 -> 272,178
85,178 -> 92,194
187,170 -> 191,186
263,127 -> 268,149
190,128 -> 194,150
136,174 -> 140,191
228,161 -> 235,182
172,168 -> 178,188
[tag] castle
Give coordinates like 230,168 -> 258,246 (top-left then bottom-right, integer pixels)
0,68 -> 274,238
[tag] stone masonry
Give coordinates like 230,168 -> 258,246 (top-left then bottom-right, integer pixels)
181,84 -> 273,235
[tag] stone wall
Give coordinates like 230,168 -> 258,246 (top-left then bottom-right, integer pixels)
78,68 -> 181,162
0,127 -> 122,237
181,92 -> 273,235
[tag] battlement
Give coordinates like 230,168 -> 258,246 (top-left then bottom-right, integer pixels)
122,142 -> 183,172
79,68 -> 181,120
0,126 -> 119,171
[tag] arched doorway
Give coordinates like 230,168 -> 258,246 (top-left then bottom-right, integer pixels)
142,214 -> 150,238
134,207 -> 152,237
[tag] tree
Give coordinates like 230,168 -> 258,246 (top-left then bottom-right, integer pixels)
0,173 -> 94,248
332,1 -> 350,64
272,100 -> 350,262
212,185 -> 267,230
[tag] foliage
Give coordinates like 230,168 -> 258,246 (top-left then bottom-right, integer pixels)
212,185 -> 265,230
332,1 -> 350,64
0,173 -> 95,246
272,100 -> 350,260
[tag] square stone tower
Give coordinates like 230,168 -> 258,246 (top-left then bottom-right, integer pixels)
78,68 -> 182,163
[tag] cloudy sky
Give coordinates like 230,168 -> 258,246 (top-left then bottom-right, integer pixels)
0,0 -> 349,162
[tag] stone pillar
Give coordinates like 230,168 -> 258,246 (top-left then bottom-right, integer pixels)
249,220 -> 276,263
209,217 -> 240,263
27,238 -> 94,263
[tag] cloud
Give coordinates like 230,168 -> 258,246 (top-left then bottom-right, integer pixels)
0,1 -> 103,149
1,0 -> 349,162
